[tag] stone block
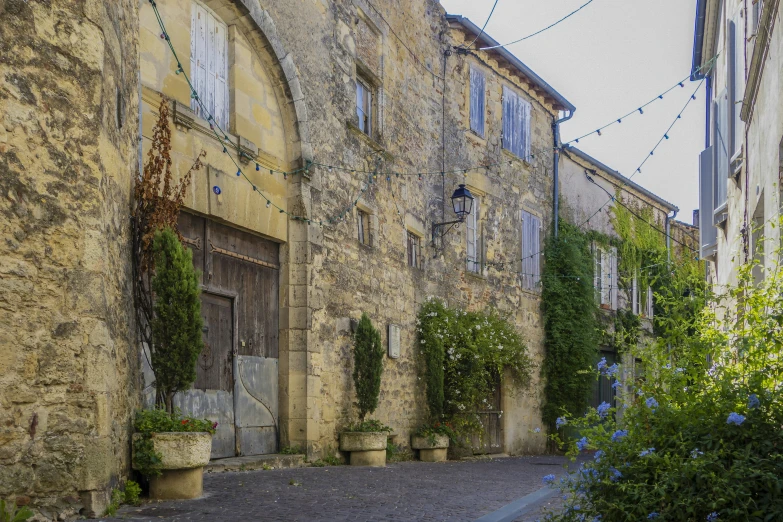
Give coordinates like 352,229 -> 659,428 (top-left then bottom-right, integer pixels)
348,449 -> 386,467
149,468 -> 204,500
418,448 -> 447,463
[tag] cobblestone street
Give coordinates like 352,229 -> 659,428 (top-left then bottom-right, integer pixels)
109,456 -> 570,522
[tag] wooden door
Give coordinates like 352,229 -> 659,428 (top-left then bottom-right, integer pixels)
178,212 -> 280,457
470,379 -> 503,454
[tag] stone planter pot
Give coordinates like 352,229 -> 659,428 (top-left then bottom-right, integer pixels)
411,434 -> 450,462
133,432 -> 212,499
339,432 -> 387,467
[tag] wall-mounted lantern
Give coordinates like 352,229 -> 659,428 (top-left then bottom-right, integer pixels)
431,184 -> 474,247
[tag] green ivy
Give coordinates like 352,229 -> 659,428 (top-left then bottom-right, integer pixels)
416,299 -> 533,430
613,308 -> 641,354
541,220 -> 600,428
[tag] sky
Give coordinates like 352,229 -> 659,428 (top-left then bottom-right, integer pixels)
440,0 -> 704,222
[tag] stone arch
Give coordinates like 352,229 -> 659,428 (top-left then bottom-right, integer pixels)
199,0 -> 312,164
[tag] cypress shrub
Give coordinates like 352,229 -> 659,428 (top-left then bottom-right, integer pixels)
352,313 -> 384,421
151,227 -> 204,413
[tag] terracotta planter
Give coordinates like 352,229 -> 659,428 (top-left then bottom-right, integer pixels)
411,434 -> 450,462
339,432 -> 387,467
133,432 -> 212,499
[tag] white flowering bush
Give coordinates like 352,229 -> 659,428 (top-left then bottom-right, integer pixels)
543,260 -> 783,521
416,298 -> 533,432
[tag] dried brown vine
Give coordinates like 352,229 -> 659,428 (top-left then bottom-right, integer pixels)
132,96 -> 205,403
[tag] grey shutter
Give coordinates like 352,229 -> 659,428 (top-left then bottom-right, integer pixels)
610,247 -> 618,310
521,99 -> 532,161
714,92 -> 729,206
632,273 -> 639,315
728,19 -> 744,158
470,67 -> 485,137
502,86 -> 513,154
699,146 -> 718,256
531,214 -> 540,288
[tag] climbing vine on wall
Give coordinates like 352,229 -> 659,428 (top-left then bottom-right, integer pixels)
541,220 -> 599,428
416,298 -> 533,431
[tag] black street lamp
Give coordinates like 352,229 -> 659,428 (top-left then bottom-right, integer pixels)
431,184 -> 475,247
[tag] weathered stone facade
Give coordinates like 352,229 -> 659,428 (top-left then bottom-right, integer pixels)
0,0 -> 140,517
4,0 -> 706,517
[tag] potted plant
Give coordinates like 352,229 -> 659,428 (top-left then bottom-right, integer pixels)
339,313 -> 391,466
411,422 -> 454,462
132,227 -> 210,499
132,410 -> 216,499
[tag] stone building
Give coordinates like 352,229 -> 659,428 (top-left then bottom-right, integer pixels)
692,0 -> 783,287
1,0 -> 578,516
2,0 -> 690,518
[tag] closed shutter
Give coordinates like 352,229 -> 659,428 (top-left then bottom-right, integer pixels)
610,247 -> 618,310
646,287 -> 654,319
632,272 -> 639,315
467,196 -> 480,273
502,86 -> 530,160
601,249 -> 610,305
502,86 -> 515,155
531,214 -> 540,288
699,146 -> 717,255
191,2 -> 228,128
714,93 -> 729,205
470,67 -> 485,137
521,98 -> 531,161
521,211 -> 541,290
592,242 -> 601,303
728,17 -> 745,158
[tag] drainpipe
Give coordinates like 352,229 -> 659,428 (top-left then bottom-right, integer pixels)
666,209 -> 678,264
553,110 -> 574,238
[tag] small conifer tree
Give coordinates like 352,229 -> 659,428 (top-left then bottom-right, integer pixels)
353,313 -> 384,421
151,227 -> 204,413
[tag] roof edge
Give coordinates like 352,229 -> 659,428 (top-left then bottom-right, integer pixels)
445,14 -> 576,113
564,146 -> 679,213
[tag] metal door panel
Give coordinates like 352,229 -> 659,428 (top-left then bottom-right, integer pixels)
235,355 -> 278,455
173,389 -> 234,459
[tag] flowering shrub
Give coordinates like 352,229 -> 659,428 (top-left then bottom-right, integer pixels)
414,421 -> 457,445
416,298 -> 533,433
542,259 -> 783,521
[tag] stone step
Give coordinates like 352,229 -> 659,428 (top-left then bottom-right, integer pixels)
205,453 -> 307,473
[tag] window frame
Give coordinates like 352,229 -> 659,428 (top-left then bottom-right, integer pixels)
190,0 -> 229,130
502,85 -> 532,161
356,75 -> 374,137
357,209 -> 371,246
466,195 -> 482,274
407,230 -> 422,269
520,210 -> 541,290
469,65 -> 486,137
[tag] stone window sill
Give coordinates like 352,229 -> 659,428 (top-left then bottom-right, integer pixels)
502,148 -> 532,168
346,120 -> 386,153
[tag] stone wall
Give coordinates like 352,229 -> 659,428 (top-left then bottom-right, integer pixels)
0,0 -> 140,518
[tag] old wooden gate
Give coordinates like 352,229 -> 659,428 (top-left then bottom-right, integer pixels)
470,378 -> 504,455
174,212 -> 279,459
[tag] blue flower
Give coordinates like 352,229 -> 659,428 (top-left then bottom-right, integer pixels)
748,394 -> 760,409
556,417 -> 567,429
606,363 -> 619,377
645,397 -> 659,409
576,436 -> 589,451
690,448 -> 704,459
594,450 -> 604,462
648,513 -> 660,519
611,429 -> 628,442
597,401 -> 611,418
542,474 -> 556,484
597,357 -> 607,372
639,447 -> 655,457
609,467 -> 622,482
593,517 -> 603,522
580,467 -> 598,479
727,412 -> 746,425
611,381 -> 623,390
706,512 -> 719,521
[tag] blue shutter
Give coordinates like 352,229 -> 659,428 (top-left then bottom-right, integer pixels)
470,67 -> 485,136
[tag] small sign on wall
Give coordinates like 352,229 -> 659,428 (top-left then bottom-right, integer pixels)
388,324 -> 401,359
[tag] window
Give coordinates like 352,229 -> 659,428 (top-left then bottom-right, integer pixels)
752,197 -> 765,285
356,76 -> 373,136
521,210 -> 541,290
502,86 -> 531,160
466,195 -> 481,273
469,66 -> 485,137
753,0 -> 764,34
593,243 -> 617,309
407,231 -> 421,268
357,209 -> 370,246
631,273 -> 654,318
728,16 -> 745,159
191,1 -> 228,129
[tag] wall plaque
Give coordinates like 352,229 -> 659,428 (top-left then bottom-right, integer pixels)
388,324 -> 401,359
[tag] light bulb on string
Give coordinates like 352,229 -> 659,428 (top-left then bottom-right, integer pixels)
256,164 -> 260,171
266,200 -> 271,208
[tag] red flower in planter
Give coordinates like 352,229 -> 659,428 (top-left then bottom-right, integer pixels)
181,419 -> 189,425
212,422 -> 219,430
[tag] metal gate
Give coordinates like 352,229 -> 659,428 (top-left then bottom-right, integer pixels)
177,212 -> 279,458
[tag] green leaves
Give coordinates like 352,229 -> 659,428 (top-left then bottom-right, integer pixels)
352,313 -> 384,421
416,298 -> 532,426
150,227 -> 204,412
